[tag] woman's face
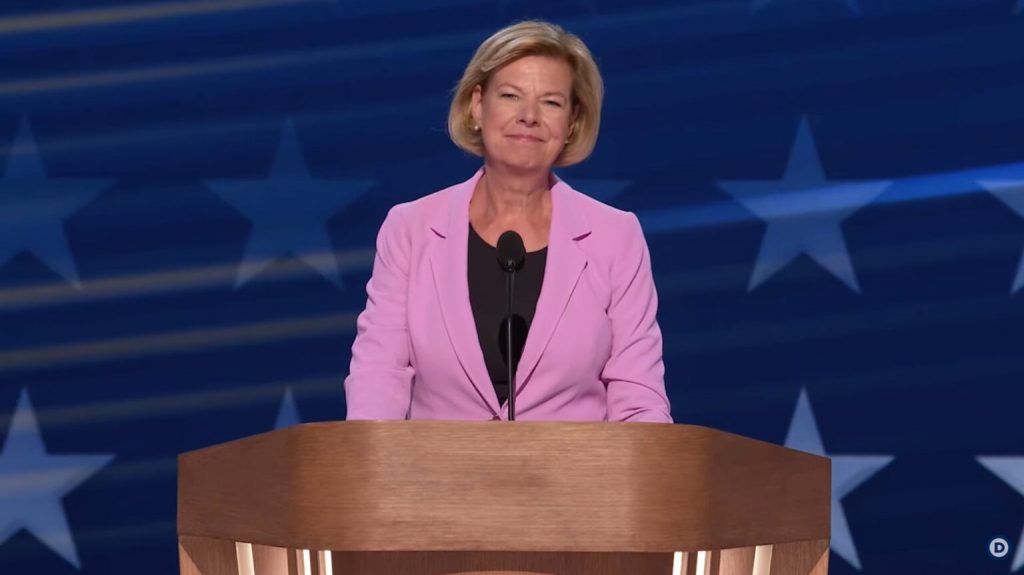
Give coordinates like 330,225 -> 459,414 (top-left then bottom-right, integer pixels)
471,55 -> 575,175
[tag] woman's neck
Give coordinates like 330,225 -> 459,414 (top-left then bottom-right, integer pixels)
474,163 -> 550,224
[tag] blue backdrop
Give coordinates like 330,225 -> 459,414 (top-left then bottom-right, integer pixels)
1,0 -> 1024,573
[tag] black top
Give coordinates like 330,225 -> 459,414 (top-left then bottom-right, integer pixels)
467,224 -> 547,406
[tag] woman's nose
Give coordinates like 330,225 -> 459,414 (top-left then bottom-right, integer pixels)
517,100 -> 540,125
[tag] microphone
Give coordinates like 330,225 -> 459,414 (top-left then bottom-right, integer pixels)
496,231 -> 525,420
496,230 -> 525,272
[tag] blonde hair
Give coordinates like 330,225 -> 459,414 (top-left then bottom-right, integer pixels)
448,20 -> 604,167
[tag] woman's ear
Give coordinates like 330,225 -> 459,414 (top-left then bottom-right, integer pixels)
470,84 -> 483,129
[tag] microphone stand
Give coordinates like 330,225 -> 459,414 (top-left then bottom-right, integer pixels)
505,268 -> 516,421
497,230 -> 524,421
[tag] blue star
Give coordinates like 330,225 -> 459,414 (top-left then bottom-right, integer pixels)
979,179 -> 1024,293
784,388 -> 893,570
273,387 -> 302,429
717,116 -> 891,292
0,389 -> 115,568
571,178 -> 631,206
751,0 -> 861,14
977,457 -> 1024,571
0,116 -> 111,287
206,119 -> 374,289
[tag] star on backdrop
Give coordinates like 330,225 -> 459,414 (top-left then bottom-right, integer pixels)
784,388 -> 894,570
206,118 -> 375,289
751,0 -> 861,14
0,116 -> 112,288
273,387 -> 302,429
978,179 -> 1024,293
0,389 -> 115,569
717,116 -> 891,292
977,456 -> 1024,571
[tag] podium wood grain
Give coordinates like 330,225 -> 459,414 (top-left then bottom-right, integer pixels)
178,421 -> 830,574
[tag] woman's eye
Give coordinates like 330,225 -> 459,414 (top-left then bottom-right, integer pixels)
500,93 -> 517,99
545,100 -> 563,108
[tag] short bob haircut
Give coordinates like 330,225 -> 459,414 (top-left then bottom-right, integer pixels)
448,20 -> 604,168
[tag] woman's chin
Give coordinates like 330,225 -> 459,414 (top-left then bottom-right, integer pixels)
489,155 -> 553,174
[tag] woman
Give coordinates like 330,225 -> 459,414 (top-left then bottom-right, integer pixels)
344,20 -> 671,423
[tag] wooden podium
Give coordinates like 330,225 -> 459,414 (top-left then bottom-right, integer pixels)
178,421 -> 830,575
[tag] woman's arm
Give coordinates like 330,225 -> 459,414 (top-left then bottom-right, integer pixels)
602,213 -> 673,423
344,204 -> 416,420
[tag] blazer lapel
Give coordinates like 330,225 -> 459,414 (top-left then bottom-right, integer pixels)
513,176 -> 590,398
428,170 -> 500,413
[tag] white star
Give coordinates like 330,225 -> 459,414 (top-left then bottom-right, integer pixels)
0,389 -> 115,568
718,116 -> 891,292
977,456 -> 1024,571
206,118 -> 374,289
978,180 -> 1024,293
784,388 -> 893,570
0,116 -> 112,287
274,387 -> 302,429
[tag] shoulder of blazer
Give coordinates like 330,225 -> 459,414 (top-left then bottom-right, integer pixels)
561,184 -> 635,230
554,180 -> 643,252
383,179 -> 471,242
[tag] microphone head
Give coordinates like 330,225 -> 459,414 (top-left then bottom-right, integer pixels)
496,230 -> 526,272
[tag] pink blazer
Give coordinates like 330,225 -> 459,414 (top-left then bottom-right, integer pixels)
344,169 -> 672,423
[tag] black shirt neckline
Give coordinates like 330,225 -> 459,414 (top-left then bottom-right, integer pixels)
469,224 -> 549,255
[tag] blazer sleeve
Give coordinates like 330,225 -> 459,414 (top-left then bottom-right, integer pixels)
344,204 -> 416,420
601,213 -> 673,423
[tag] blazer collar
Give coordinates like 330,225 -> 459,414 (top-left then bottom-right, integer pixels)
428,168 -> 590,240
428,168 -> 591,415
